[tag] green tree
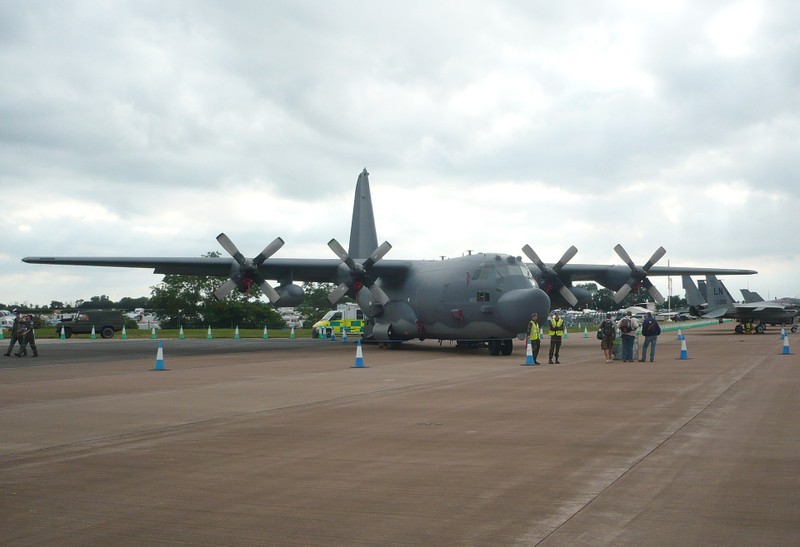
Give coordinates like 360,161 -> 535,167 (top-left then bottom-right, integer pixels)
297,282 -> 338,325
118,296 -> 150,310
575,283 -> 618,312
78,295 -> 115,309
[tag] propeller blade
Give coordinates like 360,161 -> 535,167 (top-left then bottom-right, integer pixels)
644,279 -> 666,304
558,285 -> 579,307
253,237 -> 285,266
521,244 -> 547,272
553,245 -> 578,271
369,284 -> 391,306
327,238 -> 357,270
217,233 -> 246,265
613,244 -> 636,271
642,246 -> 666,271
328,282 -> 351,304
613,283 -> 633,303
253,274 -> 281,304
362,241 -> 392,269
213,278 -> 239,301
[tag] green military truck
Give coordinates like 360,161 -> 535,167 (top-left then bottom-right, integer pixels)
55,310 -> 125,339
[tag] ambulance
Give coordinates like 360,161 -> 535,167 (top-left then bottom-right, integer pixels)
312,303 -> 364,338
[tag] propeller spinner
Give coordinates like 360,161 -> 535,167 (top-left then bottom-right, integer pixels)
327,238 -> 392,306
213,233 -> 284,303
612,244 -> 666,304
522,244 -> 579,307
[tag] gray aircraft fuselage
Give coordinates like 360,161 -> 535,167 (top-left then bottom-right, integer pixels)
367,253 -> 550,342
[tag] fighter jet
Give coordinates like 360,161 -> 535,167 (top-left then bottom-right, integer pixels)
23,169 -> 758,354
684,275 -> 798,334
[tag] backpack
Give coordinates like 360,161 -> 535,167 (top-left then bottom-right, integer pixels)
620,318 -> 633,334
601,319 -> 615,336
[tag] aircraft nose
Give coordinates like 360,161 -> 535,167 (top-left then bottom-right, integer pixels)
496,288 -> 551,333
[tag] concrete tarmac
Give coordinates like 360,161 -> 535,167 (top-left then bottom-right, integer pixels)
1,325 -> 799,545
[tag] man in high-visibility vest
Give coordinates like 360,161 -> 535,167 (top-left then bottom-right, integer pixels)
527,313 -> 542,365
548,310 -> 564,364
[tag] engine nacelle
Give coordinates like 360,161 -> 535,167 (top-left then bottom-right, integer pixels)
273,283 -> 305,308
371,301 -> 418,341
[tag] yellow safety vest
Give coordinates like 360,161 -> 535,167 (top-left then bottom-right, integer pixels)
549,317 -> 564,337
528,321 -> 541,341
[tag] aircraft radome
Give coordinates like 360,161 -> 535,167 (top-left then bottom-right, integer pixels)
23,169 -> 757,355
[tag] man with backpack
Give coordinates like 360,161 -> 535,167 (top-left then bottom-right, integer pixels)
639,312 -> 661,362
617,310 -> 639,362
599,313 -> 616,363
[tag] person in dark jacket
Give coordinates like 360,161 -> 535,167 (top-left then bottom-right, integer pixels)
3,310 -> 24,357
16,315 -> 38,358
639,312 -> 661,362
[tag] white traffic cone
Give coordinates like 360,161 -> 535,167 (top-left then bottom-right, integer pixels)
781,335 -> 792,355
150,340 -> 168,371
352,339 -> 367,368
679,338 -> 688,360
522,338 -> 535,366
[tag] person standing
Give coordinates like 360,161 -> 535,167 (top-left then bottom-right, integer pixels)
3,310 -> 24,357
617,310 -> 639,362
16,315 -> 38,358
599,313 -> 616,363
527,313 -> 542,365
548,310 -> 564,364
639,312 -> 660,362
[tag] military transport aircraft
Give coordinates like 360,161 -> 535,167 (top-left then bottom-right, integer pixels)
683,275 -> 798,334
23,169 -> 757,355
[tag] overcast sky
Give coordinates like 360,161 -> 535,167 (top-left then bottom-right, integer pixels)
2,0 -> 798,307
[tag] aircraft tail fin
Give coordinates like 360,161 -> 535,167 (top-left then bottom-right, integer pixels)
705,275 -> 734,311
682,275 -> 706,307
348,168 -> 379,259
741,289 -> 764,303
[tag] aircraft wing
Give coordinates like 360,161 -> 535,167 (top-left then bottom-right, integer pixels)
733,301 -> 788,312
22,256 -> 413,284
551,264 -> 757,292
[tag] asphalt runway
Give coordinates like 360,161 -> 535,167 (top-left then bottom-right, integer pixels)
2,325 -> 799,545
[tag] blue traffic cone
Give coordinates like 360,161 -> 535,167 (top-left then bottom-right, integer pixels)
780,327 -> 786,339
677,329 -> 684,340
679,338 -> 688,360
151,340 -> 168,371
781,336 -> 792,355
352,339 -> 367,368
522,338 -> 535,366
341,328 -> 348,342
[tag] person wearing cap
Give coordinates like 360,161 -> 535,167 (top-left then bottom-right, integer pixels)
547,310 -> 564,364
527,312 -> 542,365
598,312 -> 616,363
616,310 -> 639,362
3,310 -> 24,357
639,311 -> 661,362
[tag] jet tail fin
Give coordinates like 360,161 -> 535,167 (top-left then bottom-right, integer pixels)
705,275 -> 734,311
348,168 -> 379,259
741,289 -> 764,303
682,275 -> 706,307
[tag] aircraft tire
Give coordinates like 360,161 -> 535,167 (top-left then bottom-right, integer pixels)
488,340 -> 501,356
734,324 -> 744,334
500,339 -> 513,356
755,324 -> 766,334
792,325 -> 798,334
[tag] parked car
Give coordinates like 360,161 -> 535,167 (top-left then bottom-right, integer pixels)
55,310 -> 125,339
